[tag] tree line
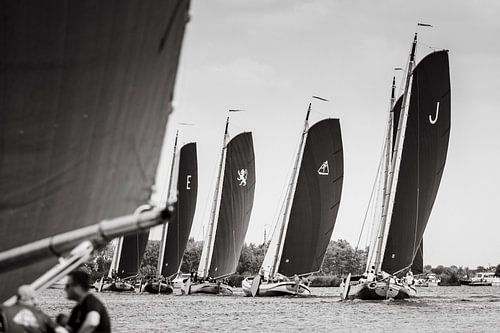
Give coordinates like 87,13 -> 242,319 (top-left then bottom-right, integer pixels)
80,238 -> 500,287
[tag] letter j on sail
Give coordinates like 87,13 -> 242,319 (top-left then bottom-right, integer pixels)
429,101 -> 440,124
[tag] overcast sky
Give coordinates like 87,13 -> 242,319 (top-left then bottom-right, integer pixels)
151,0 -> 500,268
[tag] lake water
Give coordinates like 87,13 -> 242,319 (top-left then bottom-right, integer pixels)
38,286 -> 500,332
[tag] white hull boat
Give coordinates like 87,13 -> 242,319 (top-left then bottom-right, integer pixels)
187,281 -> 233,295
242,277 -> 310,297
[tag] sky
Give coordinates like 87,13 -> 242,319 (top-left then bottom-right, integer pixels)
151,0 -> 500,269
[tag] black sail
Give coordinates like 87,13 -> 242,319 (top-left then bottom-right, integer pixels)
382,51 -> 451,275
116,233 -> 150,278
411,240 -> 424,275
209,133 -> 256,278
278,119 -> 344,277
0,0 -> 190,301
161,143 -> 198,277
392,96 -> 404,151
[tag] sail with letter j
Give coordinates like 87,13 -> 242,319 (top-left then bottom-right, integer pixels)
341,31 -> 451,300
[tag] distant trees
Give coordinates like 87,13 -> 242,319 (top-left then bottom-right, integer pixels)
321,240 -> 367,276
80,242 -> 114,281
180,238 -> 203,273
236,242 -> 267,275
81,237 -> 500,286
139,240 -> 159,277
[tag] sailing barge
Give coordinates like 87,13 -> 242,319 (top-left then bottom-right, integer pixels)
341,30 -> 451,300
243,102 -> 344,297
144,136 -> 198,294
187,118 -> 256,295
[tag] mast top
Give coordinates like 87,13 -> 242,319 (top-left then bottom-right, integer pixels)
306,103 -> 311,121
224,116 -> 229,135
410,33 -> 417,62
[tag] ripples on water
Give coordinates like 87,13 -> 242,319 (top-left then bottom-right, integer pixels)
38,286 -> 500,332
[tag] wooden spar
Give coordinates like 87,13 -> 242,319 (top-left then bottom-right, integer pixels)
370,77 -> 397,273
3,240 -> 96,306
269,104 -> 310,279
198,117 -> 229,278
0,206 -> 171,274
157,130 -> 180,277
376,33 -> 418,273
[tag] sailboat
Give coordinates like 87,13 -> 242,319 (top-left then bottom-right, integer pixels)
242,102 -> 344,297
340,30 -> 451,300
97,222 -> 150,292
144,133 -> 198,294
0,0 -> 190,302
187,117 -> 256,295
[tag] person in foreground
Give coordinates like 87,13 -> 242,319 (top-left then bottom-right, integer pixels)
60,271 -> 110,333
0,285 -> 67,333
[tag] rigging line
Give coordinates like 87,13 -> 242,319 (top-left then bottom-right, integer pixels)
195,153 -> 221,241
355,89 -> 397,256
418,42 -> 439,52
267,129 -> 303,248
354,130 -> 387,254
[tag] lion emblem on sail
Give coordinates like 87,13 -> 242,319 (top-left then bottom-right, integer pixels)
237,169 -> 248,186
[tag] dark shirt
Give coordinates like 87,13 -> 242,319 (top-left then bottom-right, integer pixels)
68,294 -> 110,333
0,303 -> 59,333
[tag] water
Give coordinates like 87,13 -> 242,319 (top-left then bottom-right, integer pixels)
38,286 -> 500,332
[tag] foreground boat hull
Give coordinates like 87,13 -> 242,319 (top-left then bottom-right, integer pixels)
143,282 -> 174,294
100,281 -> 135,292
341,280 -> 416,300
242,277 -> 311,297
188,282 -> 233,295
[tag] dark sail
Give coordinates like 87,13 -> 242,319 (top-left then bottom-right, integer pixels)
382,51 -> 451,275
391,96 -> 404,151
161,143 -> 198,277
411,240 -> 424,275
0,0 -> 190,301
278,119 -> 344,277
209,133 -> 256,278
117,233 -> 150,278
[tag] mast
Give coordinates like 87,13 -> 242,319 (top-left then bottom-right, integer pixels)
108,237 -> 124,278
375,33 -> 418,273
269,104 -> 311,279
369,77 -> 397,273
198,117 -> 230,278
156,131 -> 179,277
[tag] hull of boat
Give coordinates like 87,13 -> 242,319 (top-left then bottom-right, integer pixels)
143,282 -> 173,294
100,281 -> 135,292
468,281 -> 493,287
241,277 -> 311,297
188,282 -> 232,295
415,281 -> 439,287
341,280 -> 416,300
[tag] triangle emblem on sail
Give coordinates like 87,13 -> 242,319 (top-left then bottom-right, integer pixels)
317,161 -> 329,176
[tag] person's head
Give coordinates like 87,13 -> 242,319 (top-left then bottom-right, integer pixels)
65,271 -> 90,301
16,285 -> 36,306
